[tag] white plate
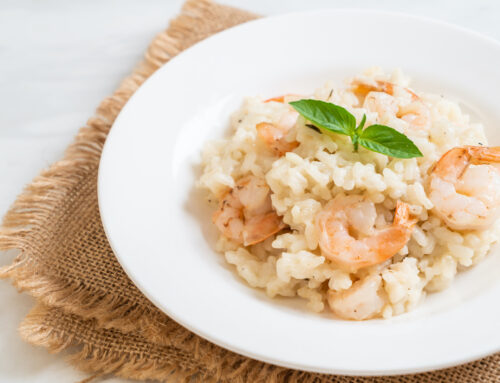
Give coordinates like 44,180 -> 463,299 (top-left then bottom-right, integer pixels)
98,10 -> 500,376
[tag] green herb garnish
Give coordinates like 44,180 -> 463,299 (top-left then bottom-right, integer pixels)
289,99 -> 423,159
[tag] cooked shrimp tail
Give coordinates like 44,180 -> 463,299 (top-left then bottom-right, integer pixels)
243,212 -> 287,245
352,79 -> 418,101
433,146 -> 500,179
469,146 -> 500,164
394,200 -> 417,228
265,95 -> 286,103
264,94 -> 303,103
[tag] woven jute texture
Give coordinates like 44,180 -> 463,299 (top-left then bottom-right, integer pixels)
1,0 -> 499,381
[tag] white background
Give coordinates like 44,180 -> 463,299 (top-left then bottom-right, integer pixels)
1,1 -> 499,381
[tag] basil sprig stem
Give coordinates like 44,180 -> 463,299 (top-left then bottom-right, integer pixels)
289,99 -> 423,159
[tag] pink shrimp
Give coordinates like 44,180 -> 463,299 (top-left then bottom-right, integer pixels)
353,79 -> 431,131
428,145 -> 500,230
316,195 -> 416,271
213,175 -> 287,245
256,110 -> 300,156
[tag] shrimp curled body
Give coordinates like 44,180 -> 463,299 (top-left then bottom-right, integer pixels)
317,195 -> 416,272
213,175 -> 286,246
429,145 -> 500,230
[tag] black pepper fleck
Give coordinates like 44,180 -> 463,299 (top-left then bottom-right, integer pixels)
306,124 -> 322,134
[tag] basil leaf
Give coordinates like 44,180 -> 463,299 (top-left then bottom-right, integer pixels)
355,114 -> 366,135
289,99 -> 421,159
290,99 -> 356,136
358,125 -> 423,159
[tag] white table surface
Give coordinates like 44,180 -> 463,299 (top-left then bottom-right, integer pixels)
1,0 -> 500,381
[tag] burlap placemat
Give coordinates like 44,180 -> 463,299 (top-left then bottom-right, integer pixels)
0,0 -> 498,381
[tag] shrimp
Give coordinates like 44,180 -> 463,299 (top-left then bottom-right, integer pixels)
352,79 -> 418,101
428,146 -> 500,230
264,94 -> 303,103
363,91 -> 399,117
316,195 -> 416,271
212,175 -> 287,245
265,95 -> 287,103
256,110 -> 300,156
352,79 -> 395,99
328,274 -> 385,320
397,100 -> 431,130
353,79 -> 430,131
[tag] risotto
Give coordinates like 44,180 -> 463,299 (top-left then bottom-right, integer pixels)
198,68 -> 500,320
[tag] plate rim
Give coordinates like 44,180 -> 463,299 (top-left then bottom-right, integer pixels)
98,8 -> 500,376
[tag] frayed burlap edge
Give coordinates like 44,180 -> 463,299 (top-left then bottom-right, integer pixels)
1,0 -> 499,382
20,304 -> 210,383
17,303 -> 500,383
20,304 -> 326,383
0,0 -> 257,343
0,0 -> 321,381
